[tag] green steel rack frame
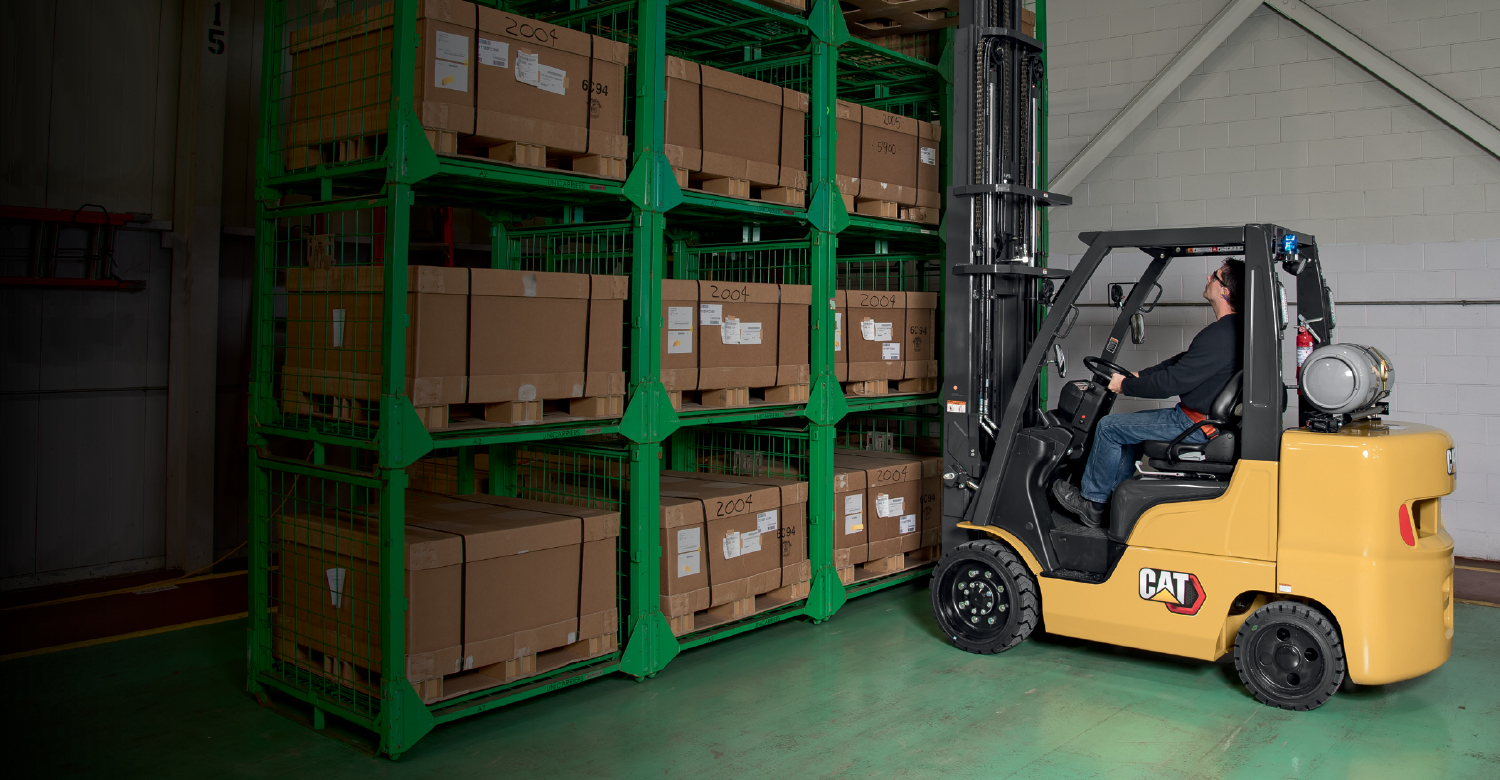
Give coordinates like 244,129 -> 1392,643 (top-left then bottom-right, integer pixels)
246,0 -> 1048,757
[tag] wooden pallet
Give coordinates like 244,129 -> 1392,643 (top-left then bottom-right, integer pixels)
698,387 -> 751,408
760,383 -> 810,404
487,141 -> 627,180
843,379 -> 890,397
666,578 -> 810,637
841,0 -> 960,38
675,169 -> 807,207
852,546 -> 939,583
895,377 -> 938,393
275,637 -> 380,698
281,388 -> 379,424
414,633 -> 619,705
854,199 -> 901,219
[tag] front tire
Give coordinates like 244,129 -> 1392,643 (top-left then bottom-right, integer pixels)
1234,601 -> 1346,710
930,541 -> 1039,654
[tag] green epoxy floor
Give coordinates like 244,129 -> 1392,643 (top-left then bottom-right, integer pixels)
9,583 -> 1499,778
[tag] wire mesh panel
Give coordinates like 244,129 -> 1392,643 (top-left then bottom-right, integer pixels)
500,221 -> 634,275
677,239 -> 810,285
836,414 -> 940,454
836,254 -> 939,291
683,424 -> 810,480
261,204 -> 391,441
667,0 -> 810,64
259,466 -> 385,723
272,0 -> 397,175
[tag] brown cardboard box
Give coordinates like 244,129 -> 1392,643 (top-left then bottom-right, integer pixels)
468,270 -> 627,403
474,7 -> 629,157
283,265 -> 468,405
836,100 -> 861,201
777,284 -> 812,387
858,106 -> 918,206
663,279 -> 699,392
460,494 -> 619,642
835,453 -> 922,559
833,290 -> 849,382
779,89 -> 809,190
845,289 -> 907,381
665,56 -> 702,173
663,471 -> 809,577
697,280 -> 780,390
904,291 -> 938,380
274,511 -> 462,683
844,449 -> 941,548
286,1 -> 476,147
915,120 -> 941,208
659,495 -> 710,617
833,463 -> 869,565
700,64 -> 784,185
407,494 -> 582,669
660,476 -> 782,605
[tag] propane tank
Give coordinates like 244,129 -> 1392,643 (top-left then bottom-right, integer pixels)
1301,343 -> 1394,415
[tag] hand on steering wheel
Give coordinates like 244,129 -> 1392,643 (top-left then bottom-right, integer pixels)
1082,355 -> 1131,383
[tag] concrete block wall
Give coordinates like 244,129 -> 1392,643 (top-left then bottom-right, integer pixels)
1044,0 -> 1500,559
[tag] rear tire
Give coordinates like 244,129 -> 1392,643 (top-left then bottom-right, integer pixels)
1234,601 -> 1345,710
930,541 -> 1039,654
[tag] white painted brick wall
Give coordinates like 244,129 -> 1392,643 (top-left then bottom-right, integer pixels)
1043,1 -> 1500,559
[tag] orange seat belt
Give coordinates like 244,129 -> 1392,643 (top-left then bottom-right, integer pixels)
1179,404 -> 1218,438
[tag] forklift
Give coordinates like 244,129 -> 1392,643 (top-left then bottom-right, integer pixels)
933,0 -> 1456,710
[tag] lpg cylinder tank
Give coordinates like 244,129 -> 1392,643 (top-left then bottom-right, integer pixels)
1300,343 -> 1394,414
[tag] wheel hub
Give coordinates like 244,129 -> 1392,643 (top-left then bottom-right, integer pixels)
1250,624 -> 1324,694
942,563 -> 1011,637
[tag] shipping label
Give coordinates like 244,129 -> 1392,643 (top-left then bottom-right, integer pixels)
536,64 -> 566,95
434,31 -> 469,63
920,146 -> 937,165
331,309 -> 346,347
877,494 -> 904,518
667,306 -> 694,329
515,51 -> 539,84
721,316 -> 741,344
723,531 -> 742,559
677,549 -> 701,577
667,330 -> 693,354
844,513 -> 863,534
844,493 -> 863,514
433,59 -> 468,91
699,303 -> 722,326
899,514 -> 917,534
477,38 -> 508,68
882,342 -> 901,360
676,526 -> 700,553
741,529 -> 762,554
738,322 -> 763,345
834,312 -> 842,352
757,510 -> 779,534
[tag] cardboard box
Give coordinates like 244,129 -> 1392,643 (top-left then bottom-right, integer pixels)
286,1 -> 476,147
697,280 -> 780,390
700,64 -> 784,186
283,265 -> 468,405
662,279 -> 699,393
468,269 -> 627,403
461,494 -> 619,642
833,290 -> 848,382
834,453 -> 922,559
845,449 -> 942,548
665,56 -> 702,173
660,476 -> 782,605
844,289 -> 907,381
915,120 -> 941,209
274,511 -> 463,683
659,495 -> 710,617
833,463 -> 869,565
779,89 -> 809,190
777,284 -> 812,387
474,7 -> 629,157
663,471 -> 808,576
904,291 -> 938,380
858,106 -> 918,206
406,493 -> 582,669
836,100 -> 861,200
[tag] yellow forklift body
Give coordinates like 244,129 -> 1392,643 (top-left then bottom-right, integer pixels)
1129,460 -> 1278,560
1278,421 -> 1455,684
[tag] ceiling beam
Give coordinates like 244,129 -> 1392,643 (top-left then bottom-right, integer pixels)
1049,0 -> 1265,196
1267,0 -> 1500,159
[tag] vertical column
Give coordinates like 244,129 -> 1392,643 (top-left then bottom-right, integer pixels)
1036,0 -> 1051,408
618,0 -> 682,678
804,0 -> 851,621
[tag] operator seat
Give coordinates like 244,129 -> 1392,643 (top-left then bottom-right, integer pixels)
1141,370 -> 1243,476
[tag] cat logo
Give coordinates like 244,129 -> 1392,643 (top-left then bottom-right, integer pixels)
1138,568 -> 1207,616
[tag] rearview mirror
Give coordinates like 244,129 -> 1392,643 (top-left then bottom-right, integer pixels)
1051,344 -> 1067,378
1130,313 -> 1146,345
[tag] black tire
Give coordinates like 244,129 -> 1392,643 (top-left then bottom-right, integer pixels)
929,540 -> 1039,654
1234,601 -> 1346,711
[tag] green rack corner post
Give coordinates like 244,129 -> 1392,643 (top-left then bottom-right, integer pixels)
246,0 -> 981,757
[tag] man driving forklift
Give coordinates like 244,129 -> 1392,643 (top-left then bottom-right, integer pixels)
1051,259 -> 1246,527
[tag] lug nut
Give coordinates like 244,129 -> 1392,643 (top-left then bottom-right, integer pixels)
999,604 -> 1007,612
984,571 -> 992,579
958,601 -> 969,609
988,617 -> 995,625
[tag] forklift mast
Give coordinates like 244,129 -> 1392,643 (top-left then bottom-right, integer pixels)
942,0 -> 1071,550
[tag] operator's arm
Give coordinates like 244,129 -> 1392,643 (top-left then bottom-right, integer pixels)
1120,322 -> 1233,400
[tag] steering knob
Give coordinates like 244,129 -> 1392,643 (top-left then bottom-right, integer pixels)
1082,355 -> 1130,382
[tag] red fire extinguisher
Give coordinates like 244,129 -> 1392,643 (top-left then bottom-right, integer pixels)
1296,322 -> 1314,386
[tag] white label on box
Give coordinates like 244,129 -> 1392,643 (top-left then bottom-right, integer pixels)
515,51 -> 539,85
537,64 -> 567,95
678,550 -> 701,577
739,322 -> 763,345
477,38 -> 509,68
433,59 -> 468,91
889,496 -> 905,516
834,312 -> 842,352
434,30 -> 469,63
325,568 -> 347,608
757,510 -> 779,534
700,303 -> 722,326
845,513 -> 864,534
875,323 -> 893,340
721,316 -> 741,344
668,306 -> 694,329
900,514 -> 917,534
844,494 -> 863,513
677,526 -> 700,553
860,319 -> 876,340
921,146 -> 937,165
331,309 -> 346,347
667,330 -> 693,354
723,531 -> 742,559
882,342 -> 901,360
876,493 -> 891,517
741,529 -> 762,554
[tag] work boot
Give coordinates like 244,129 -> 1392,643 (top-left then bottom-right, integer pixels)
1050,480 -> 1107,528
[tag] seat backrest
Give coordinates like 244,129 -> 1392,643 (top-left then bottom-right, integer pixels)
1210,370 -> 1244,423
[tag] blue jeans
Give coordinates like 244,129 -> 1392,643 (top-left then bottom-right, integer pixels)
1079,406 -> 1207,503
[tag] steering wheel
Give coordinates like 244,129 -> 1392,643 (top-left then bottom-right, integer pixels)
1083,355 -> 1131,384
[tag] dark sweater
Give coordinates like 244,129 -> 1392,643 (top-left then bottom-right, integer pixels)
1121,312 -> 1243,414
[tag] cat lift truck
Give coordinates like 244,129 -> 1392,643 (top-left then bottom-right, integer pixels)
932,0 -> 1456,710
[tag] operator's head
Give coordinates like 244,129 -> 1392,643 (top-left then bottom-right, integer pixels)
1204,258 -> 1246,311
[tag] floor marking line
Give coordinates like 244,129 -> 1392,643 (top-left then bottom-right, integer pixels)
0,612 -> 248,662
1457,598 -> 1500,608
1455,565 -> 1498,573
0,570 -> 246,613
